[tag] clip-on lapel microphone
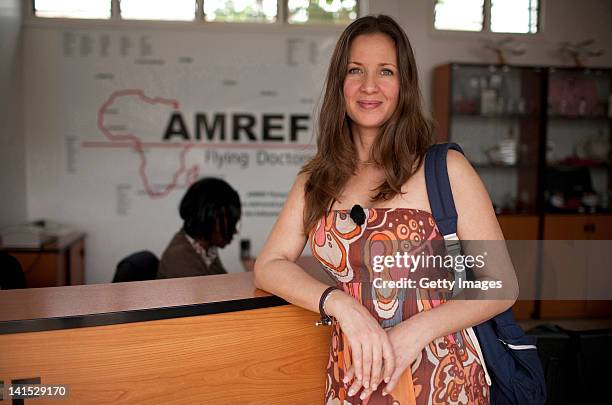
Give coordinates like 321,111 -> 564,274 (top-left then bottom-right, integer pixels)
349,204 -> 366,226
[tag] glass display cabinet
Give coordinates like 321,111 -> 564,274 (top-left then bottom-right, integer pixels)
434,63 -> 612,320
544,67 -> 611,214
433,63 -> 544,216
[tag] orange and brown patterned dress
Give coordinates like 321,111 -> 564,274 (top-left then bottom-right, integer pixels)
309,208 -> 490,405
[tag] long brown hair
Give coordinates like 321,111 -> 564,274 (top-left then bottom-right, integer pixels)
301,14 -> 434,234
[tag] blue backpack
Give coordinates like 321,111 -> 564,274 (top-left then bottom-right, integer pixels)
424,142 -> 547,405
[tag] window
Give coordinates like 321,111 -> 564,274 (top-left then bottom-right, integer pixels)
120,0 -> 197,21
434,0 -> 484,32
434,0 -> 539,34
34,0 -> 111,19
287,0 -> 358,25
32,0 -> 359,24
204,0 -> 277,23
491,0 -> 538,34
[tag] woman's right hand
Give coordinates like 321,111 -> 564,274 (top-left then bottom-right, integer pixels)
325,290 -> 396,399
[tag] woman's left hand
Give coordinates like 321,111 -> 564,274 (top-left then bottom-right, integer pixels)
344,316 -> 432,400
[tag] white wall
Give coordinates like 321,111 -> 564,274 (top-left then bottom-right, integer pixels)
22,21 -> 336,283
17,0 -> 612,283
0,0 -> 26,227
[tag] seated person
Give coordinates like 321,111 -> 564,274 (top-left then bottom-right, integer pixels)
157,177 -> 242,279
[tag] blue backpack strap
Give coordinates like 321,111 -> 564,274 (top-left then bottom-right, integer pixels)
424,143 -> 547,404
424,142 -> 464,259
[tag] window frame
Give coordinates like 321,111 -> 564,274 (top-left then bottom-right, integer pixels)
431,0 -> 545,38
30,0 -> 114,20
26,0 -> 366,32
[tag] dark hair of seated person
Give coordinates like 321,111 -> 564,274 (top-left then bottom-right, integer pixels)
180,177 -> 241,246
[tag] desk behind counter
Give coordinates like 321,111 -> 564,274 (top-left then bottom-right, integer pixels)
0,272 -> 331,404
0,231 -> 86,288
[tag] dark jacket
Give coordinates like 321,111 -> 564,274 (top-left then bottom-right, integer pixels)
156,230 -> 227,279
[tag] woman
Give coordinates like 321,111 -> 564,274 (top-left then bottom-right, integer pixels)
254,15 -> 518,404
157,177 -> 242,279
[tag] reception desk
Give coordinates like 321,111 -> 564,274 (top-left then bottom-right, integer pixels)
0,272 -> 331,404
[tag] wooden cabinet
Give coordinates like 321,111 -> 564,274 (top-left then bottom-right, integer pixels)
433,64 -> 611,217
540,215 -> 612,318
433,63 -> 543,215
0,232 -> 86,288
544,68 -> 611,215
498,215 -> 539,239
434,62 -> 612,320
498,215 -> 539,320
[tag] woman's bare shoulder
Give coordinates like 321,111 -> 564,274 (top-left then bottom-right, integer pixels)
446,149 -> 502,239
288,171 -> 310,205
446,149 -> 488,200
294,170 -> 310,188
446,149 -> 475,176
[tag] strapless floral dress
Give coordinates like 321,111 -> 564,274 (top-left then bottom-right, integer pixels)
309,208 -> 490,405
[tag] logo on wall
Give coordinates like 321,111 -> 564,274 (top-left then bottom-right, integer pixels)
83,89 -> 314,198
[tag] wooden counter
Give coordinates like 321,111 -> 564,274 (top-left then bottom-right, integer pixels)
0,272 -> 282,329
0,272 -> 331,404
